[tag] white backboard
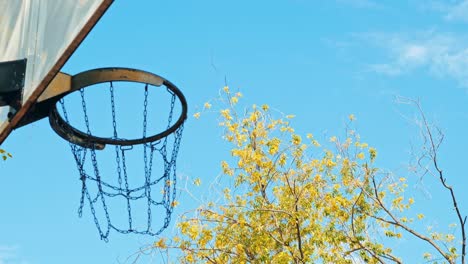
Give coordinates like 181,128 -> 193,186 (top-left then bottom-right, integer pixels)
0,0 -> 113,144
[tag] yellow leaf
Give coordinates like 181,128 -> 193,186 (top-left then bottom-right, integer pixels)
186,253 -> 194,262
446,234 -> 455,242
154,238 -> 166,249
423,252 -> 432,260
204,102 -> 212,109
236,243 -> 243,253
193,178 -> 202,186
292,135 -> 302,145
369,147 -> 377,161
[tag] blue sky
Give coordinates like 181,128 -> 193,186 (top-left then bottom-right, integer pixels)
1,0 -> 468,263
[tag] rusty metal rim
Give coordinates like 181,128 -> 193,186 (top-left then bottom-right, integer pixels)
48,68 -> 187,150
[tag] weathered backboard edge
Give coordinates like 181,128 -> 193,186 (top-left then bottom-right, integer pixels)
0,0 -> 114,145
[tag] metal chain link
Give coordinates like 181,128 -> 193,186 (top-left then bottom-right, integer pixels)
142,84 -> 153,231
80,88 -> 111,241
110,82 -> 123,191
60,82 -> 184,240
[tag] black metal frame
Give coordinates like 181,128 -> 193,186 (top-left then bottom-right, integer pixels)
48,68 -> 188,150
0,59 -> 27,119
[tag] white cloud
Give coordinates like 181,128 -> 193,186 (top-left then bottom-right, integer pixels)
363,32 -> 468,87
401,45 -> 428,63
418,0 -> 468,22
445,0 -> 468,22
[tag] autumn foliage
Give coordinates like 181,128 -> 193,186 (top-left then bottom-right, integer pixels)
152,89 -> 465,264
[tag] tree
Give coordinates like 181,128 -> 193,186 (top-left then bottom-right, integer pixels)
150,89 -> 466,263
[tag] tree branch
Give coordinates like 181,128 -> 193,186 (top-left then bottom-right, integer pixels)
416,102 -> 466,264
370,176 -> 454,263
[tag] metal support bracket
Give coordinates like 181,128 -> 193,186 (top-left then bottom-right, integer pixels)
0,59 -> 27,120
16,72 -> 72,128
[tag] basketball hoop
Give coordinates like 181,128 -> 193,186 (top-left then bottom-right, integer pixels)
49,68 -> 187,149
48,68 -> 187,241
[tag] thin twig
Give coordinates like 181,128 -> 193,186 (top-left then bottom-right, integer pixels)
409,98 -> 466,264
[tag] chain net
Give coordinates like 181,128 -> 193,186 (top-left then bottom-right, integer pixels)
57,81 -> 184,241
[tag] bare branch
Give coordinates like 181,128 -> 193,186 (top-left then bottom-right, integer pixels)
400,97 -> 466,264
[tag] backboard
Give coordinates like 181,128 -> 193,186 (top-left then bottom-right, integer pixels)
0,0 -> 113,145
